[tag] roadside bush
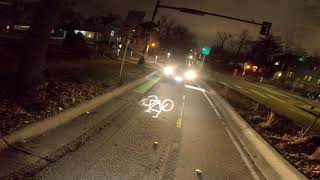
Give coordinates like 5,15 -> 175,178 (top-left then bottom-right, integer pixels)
62,31 -> 91,57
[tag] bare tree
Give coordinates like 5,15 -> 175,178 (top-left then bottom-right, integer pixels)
215,31 -> 232,50
235,30 -> 251,59
158,16 -> 197,53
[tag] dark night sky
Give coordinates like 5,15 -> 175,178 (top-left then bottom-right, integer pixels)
75,0 -> 320,53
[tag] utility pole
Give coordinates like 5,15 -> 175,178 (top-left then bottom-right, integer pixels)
138,0 -> 160,65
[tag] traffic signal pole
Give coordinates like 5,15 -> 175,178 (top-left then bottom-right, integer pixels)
157,4 -> 271,34
138,0 -> 160,65
139,0 -> 272,65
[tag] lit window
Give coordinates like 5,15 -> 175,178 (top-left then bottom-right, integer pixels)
307,76 -> 312,82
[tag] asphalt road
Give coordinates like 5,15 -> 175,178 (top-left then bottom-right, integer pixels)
30,77 -> 261,180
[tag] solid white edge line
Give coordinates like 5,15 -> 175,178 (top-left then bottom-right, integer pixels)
195,81 -> 260,179
194,82 -> 222,120
202,91 -> 222,120
184,84 -> 207,92
225,127 -> 261,180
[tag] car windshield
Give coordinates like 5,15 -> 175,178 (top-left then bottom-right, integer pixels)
0,0 -> 318,180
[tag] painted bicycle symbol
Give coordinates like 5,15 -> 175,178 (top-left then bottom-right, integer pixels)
138,95 -> 174,118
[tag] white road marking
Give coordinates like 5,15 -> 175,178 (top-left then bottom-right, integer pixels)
250,90 -> 267,98
267,94 -> 286,103
225,127 -> 261,180
197,81 -> 260,179
235,85 -> 243,89
184,84 -> 207,92
195,82 -> 222,120
139,95 -> 174,118
220,81 -> 233,88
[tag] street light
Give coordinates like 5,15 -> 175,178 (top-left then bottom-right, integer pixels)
242,63 -> 251,78
151,42 -> 156,48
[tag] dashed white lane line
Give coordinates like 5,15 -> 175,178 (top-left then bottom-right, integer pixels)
267,94 -> 286,103
225,127 -> 261,180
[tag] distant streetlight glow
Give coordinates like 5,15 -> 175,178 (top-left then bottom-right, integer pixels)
151,42 -> 156,47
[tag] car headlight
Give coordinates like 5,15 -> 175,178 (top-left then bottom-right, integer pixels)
184,70 -> 197,80
163,66 -> 174,75
174,76 -> 183,82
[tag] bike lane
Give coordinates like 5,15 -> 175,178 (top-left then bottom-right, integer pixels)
31,79 -> 184,179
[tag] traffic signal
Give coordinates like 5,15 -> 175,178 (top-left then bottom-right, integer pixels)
260,21 -> 272,35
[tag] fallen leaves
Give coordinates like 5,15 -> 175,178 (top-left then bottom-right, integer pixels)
0,76 -> 109,137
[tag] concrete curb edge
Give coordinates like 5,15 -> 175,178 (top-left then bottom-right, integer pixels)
0,71 -> 159,152
200,81 -> 307,180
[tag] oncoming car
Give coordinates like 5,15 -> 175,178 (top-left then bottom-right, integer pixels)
162,64 -> 198,84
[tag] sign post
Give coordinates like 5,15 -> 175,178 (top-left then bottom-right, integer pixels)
119,33 -> 132,82
109,30 -> 114,46
201,47 -> 211,69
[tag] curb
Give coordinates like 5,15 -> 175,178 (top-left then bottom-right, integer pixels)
0,71 -> 159,152
200,81 -> 307,180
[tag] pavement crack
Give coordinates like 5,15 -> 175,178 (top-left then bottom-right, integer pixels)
10,145 -> 52,162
